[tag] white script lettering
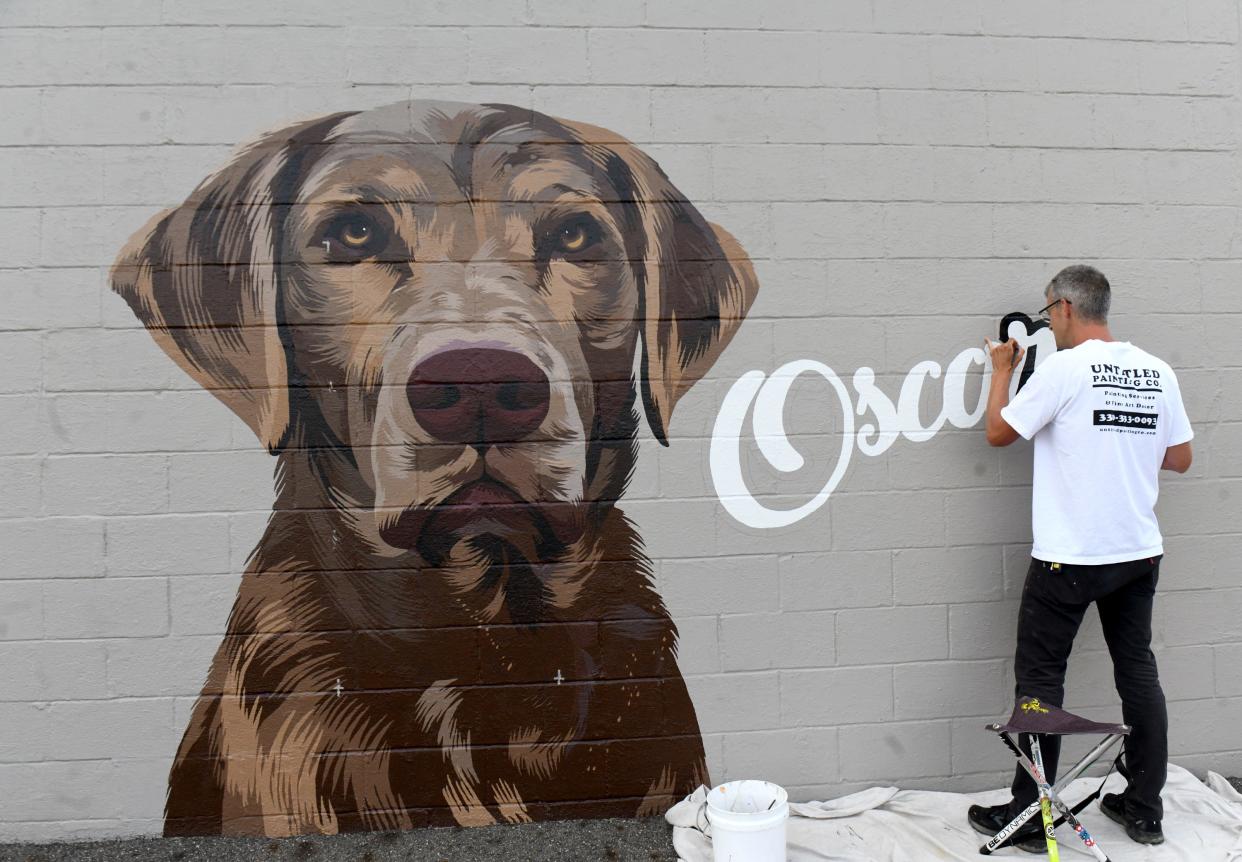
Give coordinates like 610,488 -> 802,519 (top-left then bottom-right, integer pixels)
711,325 -> 1055,529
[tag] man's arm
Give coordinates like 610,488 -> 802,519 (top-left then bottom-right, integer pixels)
1161,441 -> 1192,473
984,338 -> 1025,447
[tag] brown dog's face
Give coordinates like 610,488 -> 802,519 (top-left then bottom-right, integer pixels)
282,122 -> 642,563
112,101 -> 758,572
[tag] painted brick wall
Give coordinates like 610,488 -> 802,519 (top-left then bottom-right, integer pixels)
2,0 -> 1241,842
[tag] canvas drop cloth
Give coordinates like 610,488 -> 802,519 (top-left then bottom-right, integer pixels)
666,765 -> 1242,861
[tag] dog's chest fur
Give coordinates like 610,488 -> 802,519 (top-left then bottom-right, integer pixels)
171,506 -> 705,836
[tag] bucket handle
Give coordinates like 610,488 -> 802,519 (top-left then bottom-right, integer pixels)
697,800 -> 712,837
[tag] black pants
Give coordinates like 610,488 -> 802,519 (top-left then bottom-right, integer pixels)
1008,555 -> 1167,822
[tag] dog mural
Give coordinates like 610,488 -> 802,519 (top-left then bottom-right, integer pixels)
111,100 -> 759,836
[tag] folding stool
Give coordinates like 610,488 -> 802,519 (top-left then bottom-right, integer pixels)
980,695 -> 1129,860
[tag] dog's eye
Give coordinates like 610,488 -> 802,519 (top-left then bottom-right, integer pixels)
319,212 -> 386,261
339,220 -> 373,248
551,216 -> 602,257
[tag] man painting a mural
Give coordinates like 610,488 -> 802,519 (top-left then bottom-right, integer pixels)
11,5 -> 1242,861
970,265 -> 1194,852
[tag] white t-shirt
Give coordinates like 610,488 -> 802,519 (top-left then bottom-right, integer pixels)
1001,339 -> 1193,565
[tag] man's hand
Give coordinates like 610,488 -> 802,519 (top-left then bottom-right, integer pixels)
984,338 -> 1022,447
986,338 -> 1025,375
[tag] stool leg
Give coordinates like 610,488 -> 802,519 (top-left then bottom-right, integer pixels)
1012,735 -> 1114,862
1033,777 -> 1111,861
1031,738 -> 1061,861
981,731 -> 1124,858
981,800 -> 1040,855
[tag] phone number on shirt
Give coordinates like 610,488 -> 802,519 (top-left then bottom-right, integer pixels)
1093,410 -> 1158,429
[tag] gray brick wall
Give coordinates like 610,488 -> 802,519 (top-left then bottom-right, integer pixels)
1,0 -> 1240,842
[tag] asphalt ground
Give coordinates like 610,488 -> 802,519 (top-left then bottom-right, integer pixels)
0,817 -> 678,862
3,778 -> 1238,861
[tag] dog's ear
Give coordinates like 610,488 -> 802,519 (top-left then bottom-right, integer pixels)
634,188 -> 758,445
110,113 -> 352,453
564,128 -> 759,445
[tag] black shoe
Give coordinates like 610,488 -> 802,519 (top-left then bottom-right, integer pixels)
1101,792 -> 1165,845
968,802 -> 1048,854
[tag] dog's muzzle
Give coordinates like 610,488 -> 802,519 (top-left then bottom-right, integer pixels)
378,346 -> 581,559
379,478 -> 581,562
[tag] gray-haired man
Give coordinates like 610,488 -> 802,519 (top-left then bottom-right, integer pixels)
968,265 -> 1193,851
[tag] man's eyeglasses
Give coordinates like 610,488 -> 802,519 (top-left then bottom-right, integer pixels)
1037,297 -> 1070,321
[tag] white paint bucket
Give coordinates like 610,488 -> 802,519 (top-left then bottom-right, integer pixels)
706,779 -> 788,862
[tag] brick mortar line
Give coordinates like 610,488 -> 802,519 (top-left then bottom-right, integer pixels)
0,23 -> 1236,45
9,198 -> 1242,209
0,142 -> 1234,152
2,81 -> 1237,96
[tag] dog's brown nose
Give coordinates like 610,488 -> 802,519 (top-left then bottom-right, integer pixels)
408,348 -> 550,445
